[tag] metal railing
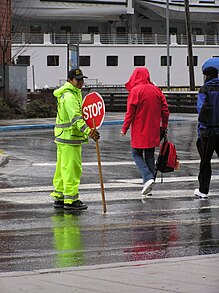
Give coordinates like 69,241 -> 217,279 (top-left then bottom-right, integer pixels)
28,87 -> 198,113
82,86 -> 198,113
11,33 -> 219,46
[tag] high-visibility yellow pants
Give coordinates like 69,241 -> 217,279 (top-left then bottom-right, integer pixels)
51,143 -> 82,204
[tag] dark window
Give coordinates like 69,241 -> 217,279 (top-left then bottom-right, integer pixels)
116,27 -> 126,34
17,55 -> 30,66
192,28 -> 202,34
79,56 -> 90,66
187,56 -> 198,66
60,26 -> 71,33
170,27 -> 177,34
47,55 -> 59,66
106,56 -> 118,66
141,27 -> 152,34
30,25 -> 41,33
134,56 -> 145,66
88,26 -> 99,34
161,56 -> 172,66
199,0 -> 215,3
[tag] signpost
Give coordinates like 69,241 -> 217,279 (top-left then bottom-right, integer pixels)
82,92 -> 106,213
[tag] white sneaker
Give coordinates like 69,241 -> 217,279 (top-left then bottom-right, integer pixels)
142,192 -> 152,200
141,193 -> 152,203
194,188 -> 208,199
142,179 -> 155,195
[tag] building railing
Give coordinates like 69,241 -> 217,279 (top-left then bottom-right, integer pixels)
11,33 -> 219,46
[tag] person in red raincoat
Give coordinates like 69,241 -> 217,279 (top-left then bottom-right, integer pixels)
121,67 -> 169,197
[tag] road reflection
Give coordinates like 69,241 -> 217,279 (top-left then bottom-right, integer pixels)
124,224 -> 178,261
52,211 -> 85,268
198,200 -> 216,255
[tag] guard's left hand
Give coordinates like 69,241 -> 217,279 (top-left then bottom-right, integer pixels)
89,129 -> 100,141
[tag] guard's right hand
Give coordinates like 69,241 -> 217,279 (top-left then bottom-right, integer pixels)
89,129 -> 100,141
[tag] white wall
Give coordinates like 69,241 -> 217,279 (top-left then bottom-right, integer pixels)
12,44 -> 68,91
79,44 -> 219,87
12,42 -> 219,90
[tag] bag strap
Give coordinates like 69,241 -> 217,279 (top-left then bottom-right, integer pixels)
161,173 -> 163,183
154,134 -> 168,182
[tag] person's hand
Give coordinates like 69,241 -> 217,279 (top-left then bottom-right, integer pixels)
160,127 -> 167,141
120,130 -> 125,136
89,129 -> 100,141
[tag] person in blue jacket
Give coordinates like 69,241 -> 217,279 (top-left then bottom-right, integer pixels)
194,66 -> 219,198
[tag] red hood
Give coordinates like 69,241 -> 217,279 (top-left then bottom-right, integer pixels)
125,67 -> 151,92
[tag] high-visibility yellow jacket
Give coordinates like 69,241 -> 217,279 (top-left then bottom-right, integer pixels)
53,82 -> 91,145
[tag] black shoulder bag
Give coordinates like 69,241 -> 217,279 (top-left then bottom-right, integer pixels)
198,86 -> 211,125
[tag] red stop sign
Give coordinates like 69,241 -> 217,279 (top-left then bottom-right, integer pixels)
82,92 -> 105,129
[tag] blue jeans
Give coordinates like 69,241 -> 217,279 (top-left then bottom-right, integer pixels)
132,148 -> 155,184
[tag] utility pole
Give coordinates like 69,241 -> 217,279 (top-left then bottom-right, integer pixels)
184,0 -> 195,90
166,0 -> 170,90
0,0 -> 12,100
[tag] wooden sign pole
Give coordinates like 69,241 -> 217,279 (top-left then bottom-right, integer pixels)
93,119 -> 106,213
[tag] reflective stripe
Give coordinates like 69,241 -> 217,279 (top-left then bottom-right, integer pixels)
80,124 -> 88,132
55,137 -> 84,144
50,191 -> 64,200
55,116 -> 83,128
55,191 -> 63,195
65,194 -> 79,200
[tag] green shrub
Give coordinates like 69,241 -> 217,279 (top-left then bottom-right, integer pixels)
0,98 -> 20,119
0,98 -> 10,113
25,90 -> 57,118
25,99 -> 56,118
0,90 -> 57,119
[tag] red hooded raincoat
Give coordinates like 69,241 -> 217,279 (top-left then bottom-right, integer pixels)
122,67 -> 169,148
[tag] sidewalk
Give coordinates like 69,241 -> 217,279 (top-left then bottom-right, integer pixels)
0,254 -> 218,293
0,113 -> 126,131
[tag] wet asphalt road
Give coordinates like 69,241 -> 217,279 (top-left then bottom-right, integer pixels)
0,114 -> 219,272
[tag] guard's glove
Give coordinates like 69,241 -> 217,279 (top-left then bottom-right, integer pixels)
160,127 -> 167,141
89,129 -> 100,141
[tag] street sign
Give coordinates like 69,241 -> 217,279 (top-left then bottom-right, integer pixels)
82,92 -> 105,129
82,91 -> 107,213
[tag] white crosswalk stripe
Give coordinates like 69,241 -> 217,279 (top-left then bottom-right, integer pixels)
0,176 -> 219,208
32,159 -> 219,167
1,160 -> 218,204
0,175 -> 219,194
0,188 -> 218,205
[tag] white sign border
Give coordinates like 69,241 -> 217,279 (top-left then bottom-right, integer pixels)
82,91 -> 106,129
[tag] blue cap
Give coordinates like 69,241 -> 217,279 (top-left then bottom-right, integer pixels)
202,57 -> 219,72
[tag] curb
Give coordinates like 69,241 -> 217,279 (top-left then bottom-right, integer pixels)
0,154 -> 9,167
0,116 -> 187,132
0,253 -> 218,278
0,120 -> 124,131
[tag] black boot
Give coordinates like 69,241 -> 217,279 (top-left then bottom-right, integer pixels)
53,200 -> 64,208
64,200 -> 88,210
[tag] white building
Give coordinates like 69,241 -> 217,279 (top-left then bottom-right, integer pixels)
11,0 -> 219,90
